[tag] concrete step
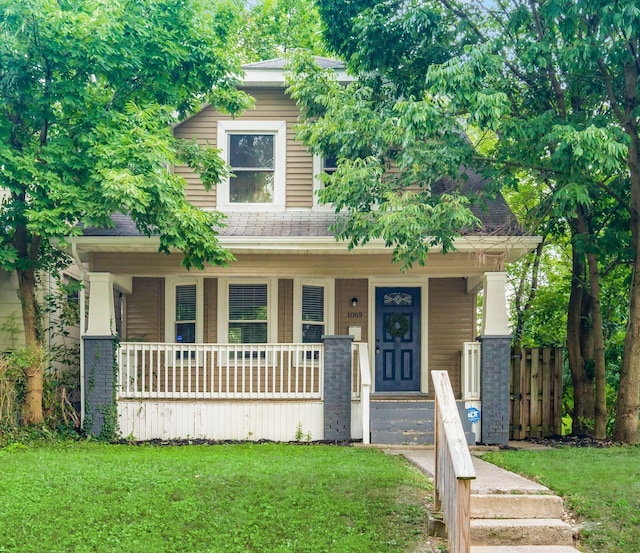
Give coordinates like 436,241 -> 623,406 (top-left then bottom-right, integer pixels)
470,518 -> 574,547
471,493 -> 565,519
472,547 -> 581,553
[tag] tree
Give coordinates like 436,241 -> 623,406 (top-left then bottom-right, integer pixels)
300,0 -> 640,441
0,0 -> 250,424
238,0 -> 328,62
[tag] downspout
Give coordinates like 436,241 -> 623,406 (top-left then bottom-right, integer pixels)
71,242 -> 86,427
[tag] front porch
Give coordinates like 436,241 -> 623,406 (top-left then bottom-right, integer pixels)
80,267 -> 513,445
90,339 -> 483,444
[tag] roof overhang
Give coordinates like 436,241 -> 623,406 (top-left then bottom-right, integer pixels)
66,234 -> 541,264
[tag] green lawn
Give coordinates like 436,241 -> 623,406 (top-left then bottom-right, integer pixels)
0,442 -> 432,553
483,446 -> 640,553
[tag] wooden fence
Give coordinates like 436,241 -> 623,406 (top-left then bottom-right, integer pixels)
510,347 -> 563,440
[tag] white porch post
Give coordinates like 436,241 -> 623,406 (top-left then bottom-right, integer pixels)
86,272 -> 116,336
481,272 -> 510,336
479,271 -> 512,445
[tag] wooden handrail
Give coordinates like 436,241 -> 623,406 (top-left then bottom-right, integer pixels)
432,370 -> 476,553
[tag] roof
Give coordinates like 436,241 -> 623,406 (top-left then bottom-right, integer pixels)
81,186 -> 523,240
242,57 -> 344,70
241,56 -> 352,87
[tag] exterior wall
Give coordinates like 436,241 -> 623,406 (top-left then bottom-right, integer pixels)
335,278 -> 368,339
173,88 -> 314,210
125,277 -> 165,341
92,251 -> 499,278
118,400 -> 324,442
428,278 -> 476,398
203,277 -> 218,342
0,270 -> 25,352
278,279 -> 293,342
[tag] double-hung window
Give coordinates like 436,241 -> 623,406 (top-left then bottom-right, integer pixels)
175,284 -> 196,344
228,284 -> 268,344
294,280 -> 334,342
218,120 -> 286,210
312,154 -> 339,209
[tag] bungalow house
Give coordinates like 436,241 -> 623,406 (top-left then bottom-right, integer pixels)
69,58 -> 540,445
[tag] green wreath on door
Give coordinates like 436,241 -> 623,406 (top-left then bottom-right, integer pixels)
385,313 -> 410,339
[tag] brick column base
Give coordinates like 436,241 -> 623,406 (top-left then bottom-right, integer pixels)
322,335 -> 353,441
479,335 -> 511,445
83,335 -> 118,439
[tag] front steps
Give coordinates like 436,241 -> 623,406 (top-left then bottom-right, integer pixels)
394,449 -> 581,552
370,399 -> 475,445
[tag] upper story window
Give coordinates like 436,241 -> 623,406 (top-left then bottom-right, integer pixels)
218,120 -> 286,211
313,154 -> 338,209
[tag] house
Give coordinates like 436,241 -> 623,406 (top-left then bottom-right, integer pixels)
69,58 -> 540,445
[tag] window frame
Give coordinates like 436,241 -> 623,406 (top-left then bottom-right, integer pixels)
293,279 -> 335,343
312,154 -> 338,210
217,278 -> 278,344
217,120 -> 287,211
165,277 -> 204,344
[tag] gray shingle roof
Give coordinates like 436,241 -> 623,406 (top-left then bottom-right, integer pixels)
242,57 -> 344,70
81,187 -> 523,239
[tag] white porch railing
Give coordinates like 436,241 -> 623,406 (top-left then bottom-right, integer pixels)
432,370 -> 476,553
352,343 -> 372,445
118,343 -> 323,400
461,341 -> 481,401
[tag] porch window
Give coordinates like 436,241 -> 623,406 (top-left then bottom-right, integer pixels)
228,284 -> 268,344
218,120 -> 286,210
175,284 -> 196,344
302,285 -> 325,343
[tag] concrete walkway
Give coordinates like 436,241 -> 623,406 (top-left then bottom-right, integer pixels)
391,448 -> 551,495
385,447 -> 580,552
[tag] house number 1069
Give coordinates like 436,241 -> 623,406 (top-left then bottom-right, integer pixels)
347,312 -> 363,318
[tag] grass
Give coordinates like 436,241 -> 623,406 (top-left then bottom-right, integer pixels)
483,446 -> 640,553
0,441 -> 433,553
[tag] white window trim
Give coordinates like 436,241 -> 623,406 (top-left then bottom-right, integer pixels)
217,278 -> 278,344
165,277 -> 204,343
217,120 -> 287,211
293,279 -> 335,342
312,154 -> 334,210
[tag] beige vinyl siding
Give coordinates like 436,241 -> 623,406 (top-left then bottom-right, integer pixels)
278,279 -> 293,343
0,270 -> 24,351
335,279 -> 368,338
91,251 -> 501,278
203,278 -> 217,343
125,277 -> 165,342
428,278 -> 475,398
173,88 -> 313,209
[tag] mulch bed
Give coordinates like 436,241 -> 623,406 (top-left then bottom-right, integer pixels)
518,435 -> 617,448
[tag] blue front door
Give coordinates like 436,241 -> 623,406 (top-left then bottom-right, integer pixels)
375,287 -> 421,392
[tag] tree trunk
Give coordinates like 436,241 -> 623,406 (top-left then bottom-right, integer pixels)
16,266 -> 44,425
575,209 -> 607,439
566,247 -> 595,435
613,61 -> 640,444
614,162 -> 640,442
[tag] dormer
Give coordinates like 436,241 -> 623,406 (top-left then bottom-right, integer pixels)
172,57 -> 350,213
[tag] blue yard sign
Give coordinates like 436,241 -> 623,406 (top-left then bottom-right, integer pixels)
467,406 -> 480,424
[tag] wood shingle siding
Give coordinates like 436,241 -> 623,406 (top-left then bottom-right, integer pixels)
428,278 -> 476,398
173,88 -> 314,210
125,277 -> 165,342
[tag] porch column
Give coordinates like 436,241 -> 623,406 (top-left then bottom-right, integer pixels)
322,335 -> 353,442
83,272 -> 118,439
479,272 -> 511,445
